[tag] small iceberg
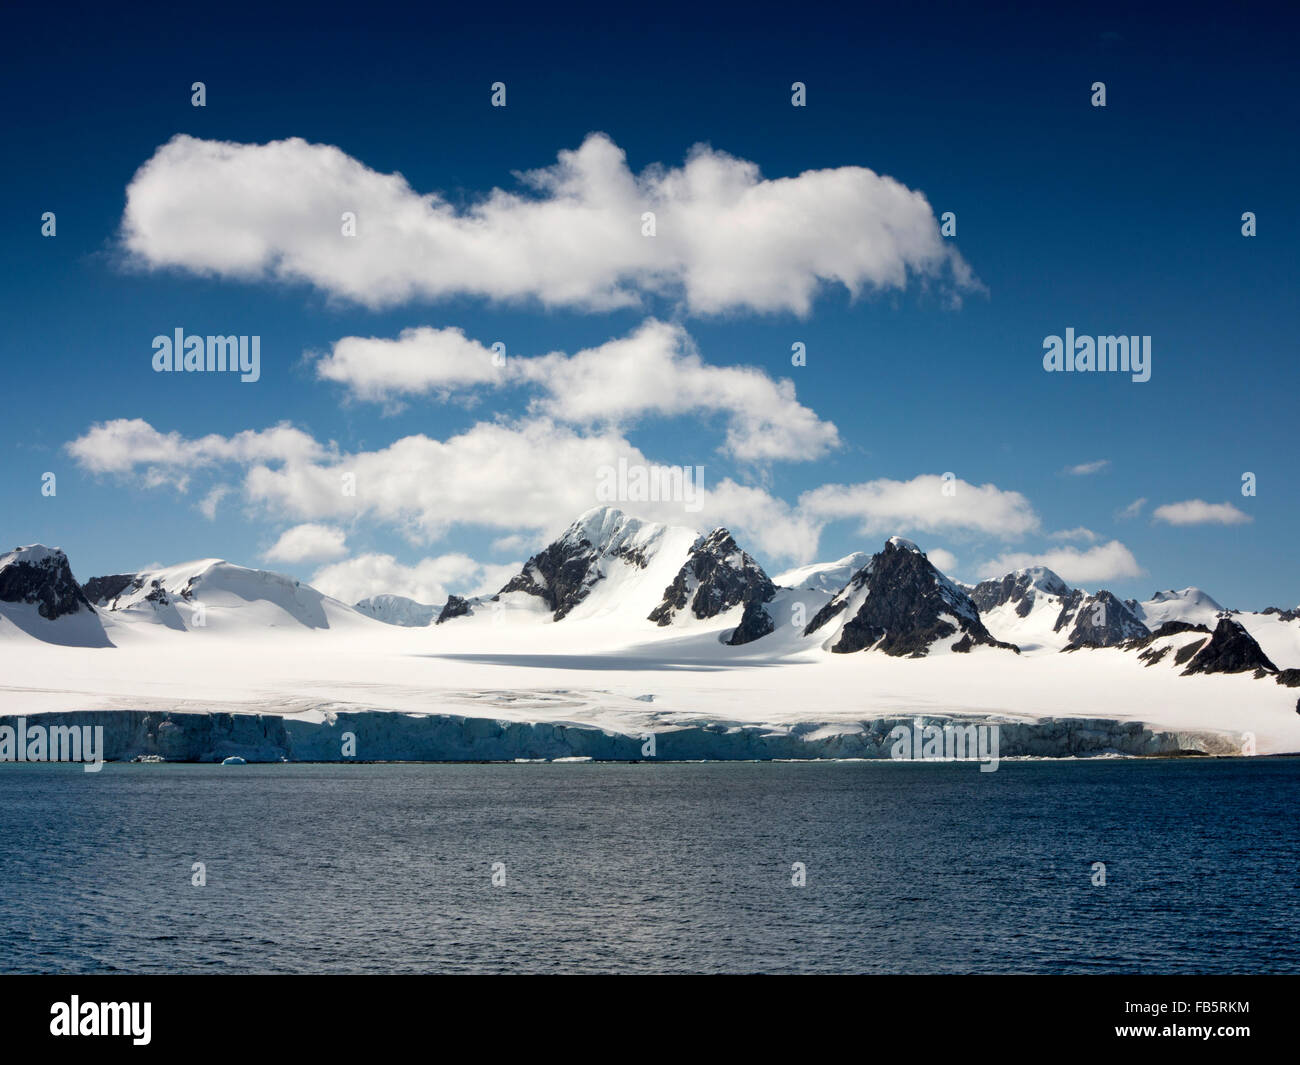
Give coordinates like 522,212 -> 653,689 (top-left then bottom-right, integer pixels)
220,756 -> 247,765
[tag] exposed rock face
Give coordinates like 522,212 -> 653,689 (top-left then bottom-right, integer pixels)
805,538 -> 1017,657
1126,620 -> 1211,654
354,594 -> 437,627
1151,620 -> 1212,639
1182,617 -> 1278,676
1056,589 -> 1149,648
1262,606 -> 1300,623
436,595 -> 472,624
970,567 -> 1071,619
0,546 -> 94,619
499,508 -> 656,621
81,573 -> 136,606
725,600 -> 777,646
648,528 -> 776,644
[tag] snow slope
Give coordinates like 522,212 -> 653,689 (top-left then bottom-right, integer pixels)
775,552 -> 872,594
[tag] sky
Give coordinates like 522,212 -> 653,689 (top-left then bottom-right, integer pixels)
2,1 -> 1296,610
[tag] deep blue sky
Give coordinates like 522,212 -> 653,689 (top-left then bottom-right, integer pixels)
2,1 -> 1296,608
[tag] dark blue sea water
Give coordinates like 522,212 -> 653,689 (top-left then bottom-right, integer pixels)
1,758 -> 1296,974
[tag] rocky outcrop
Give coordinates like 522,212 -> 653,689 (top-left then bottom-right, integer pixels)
648,528 -> 776,644
499,508 -> 657,621
970,567 -> 1071,619
436,595 -> 473,624
1181,617 -> 1278,676
725,599 -> 776,646
80,573 -> 136,606
0,546 -> 94,619
805,538 -> 1018,657
1056,589 -> 1149,648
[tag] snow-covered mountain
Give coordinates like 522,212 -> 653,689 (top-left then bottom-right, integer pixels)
970,567 -> 1075,651
1133,587 -> 1225,630
442,507 -> 777,644
355,594 -> 439,627
492,507 -> 699,623
775,552 -> 872,594
3,512 -> 1299,759
804,537 -> 1017,656
0,545 -> 111,647
648,528 -> 776,645
83,558 -> 369,633
1054,589 -> 1150,648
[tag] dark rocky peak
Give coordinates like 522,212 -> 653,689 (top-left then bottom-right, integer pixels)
804,537 -> 1017,657
436,594 -> 474,624
497,507 -> 662,622
1182,617 -> 1278,677
970,566 -> 1072,618
1056,589 -> 1149,648
648,528 -> 776,643
0,545 -> 94,620
81,573 -> 136,607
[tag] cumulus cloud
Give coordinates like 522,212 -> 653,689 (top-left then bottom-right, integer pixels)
262,523 -> 349,564
66,418 -> 327,490
121,132 -> 976,315
65,416 -> 825,564
64,419 -> 1050,571
315,326 -> 501,403
309,552 -> 519,606
316,318 -> 838,463
800,474 -> 1040,539
1062,459 -> 1109,476
1152,499 -> 1252,526
979,541 -> 1143,585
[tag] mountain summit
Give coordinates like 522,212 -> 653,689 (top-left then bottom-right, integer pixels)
804,538 -> 1018,656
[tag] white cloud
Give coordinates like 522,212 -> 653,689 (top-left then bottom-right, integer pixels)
67,416 -> 824,564
927,547 -> 959,574
979,541 -> 1143,585
309,552 -> 516,606
800,474 -> 1040,539
121,132 -> 976,315
1049,526 -> 1099,543
1116,497 -> 1147,520
197,484 -> 232,520
1063,459 -> 1109,476
315,326 -> 501,404
65,418 -> 327,490
316,318 -> 838,463
66,422 -> 1058,573
262,523 -> 349,564
1152,499 -> 1252,526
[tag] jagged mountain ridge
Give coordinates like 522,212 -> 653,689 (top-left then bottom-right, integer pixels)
804,537 -> 1018,657
0,510 -> 1294,693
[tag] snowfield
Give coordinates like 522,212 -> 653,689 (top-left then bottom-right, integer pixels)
2,508 -> 1298,760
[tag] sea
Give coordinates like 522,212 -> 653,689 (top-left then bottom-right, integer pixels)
1,758 -> 1296,974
